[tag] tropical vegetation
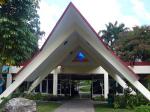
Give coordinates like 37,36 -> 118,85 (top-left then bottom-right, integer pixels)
0,0 -> 43,67
99,21 -> 128,48
99,22 -> 150,62
114,26 -> 150,62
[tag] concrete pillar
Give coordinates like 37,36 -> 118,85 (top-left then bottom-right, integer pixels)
40,82 -> 42,93
112,74 -> 128,89
53,71 -> 58,96
100,67 -> 109,99
28,67 -> 52,93
104,72 -> 109,99
6,74 -> 12,88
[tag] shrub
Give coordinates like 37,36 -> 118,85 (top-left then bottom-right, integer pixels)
113,89 -> 149,109
93,95 -> 105,101
136,94 -> 149,105
24,93 -> 71,101
113,95 -> 126,108
125,94 -> 139,109
0,97 -> 10,108
113,94 -> 146,109
24,93 -> 48,101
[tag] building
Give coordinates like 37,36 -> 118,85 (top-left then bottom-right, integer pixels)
0,3 -> 150,102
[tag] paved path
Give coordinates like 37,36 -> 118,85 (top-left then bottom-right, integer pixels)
54,99 -> 95,112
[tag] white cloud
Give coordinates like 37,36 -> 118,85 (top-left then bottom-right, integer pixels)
72,0 -> 122,31
121,15 -> 140,28
38,0 -> 141,47
72,0 -> 140,31
131,0 -> 150,20
38,1 -> 63,47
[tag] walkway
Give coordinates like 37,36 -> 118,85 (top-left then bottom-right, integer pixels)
54,99 -> 95,112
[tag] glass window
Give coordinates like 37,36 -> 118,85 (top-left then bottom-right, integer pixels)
42,80 -> 47,93
35,84 -> 40,92
48,80 -> 53,93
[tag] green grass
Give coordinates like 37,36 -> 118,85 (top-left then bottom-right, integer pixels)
80,86 -> 91,92
94,104 -> 134,112
37,102 -> 61,112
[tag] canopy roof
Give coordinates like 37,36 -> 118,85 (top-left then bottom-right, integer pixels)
24,2 -> 138,81
0,2 -> 150,101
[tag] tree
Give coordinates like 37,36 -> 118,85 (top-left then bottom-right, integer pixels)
114,26 -> 150,62
0,0 -> 43,67
99,21 -> 128,49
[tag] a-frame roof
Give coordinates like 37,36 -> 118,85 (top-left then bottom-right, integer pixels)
0,2 -> 150,101
37,2 -> 139,80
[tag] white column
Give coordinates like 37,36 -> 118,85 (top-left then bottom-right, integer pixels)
40,83 -> 42,93
100,67 -> 109,99
6,74 -> 12,88
104,72 -> 109,99
53,68 -> 59,96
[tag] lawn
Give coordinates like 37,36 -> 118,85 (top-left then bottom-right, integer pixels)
37,102 -> 61,112
94,104 -> 134,112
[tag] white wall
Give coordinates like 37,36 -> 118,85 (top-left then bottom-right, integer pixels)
129,66 -> 150,74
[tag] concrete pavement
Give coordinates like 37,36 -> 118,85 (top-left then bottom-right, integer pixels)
54,99 -> 95,112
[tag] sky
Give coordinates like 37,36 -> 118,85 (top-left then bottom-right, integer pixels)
38,0 -> 150,47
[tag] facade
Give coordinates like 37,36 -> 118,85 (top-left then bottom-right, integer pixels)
0,3 -> 150,102
2,62 -> 150,99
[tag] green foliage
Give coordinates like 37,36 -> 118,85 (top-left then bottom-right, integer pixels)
24,93 -> 44,100
0,97 -> 10,108
79,85 -> 90,92
113,93 -> 149,109
125,95 -> 139,109
114,26 -> 150,62
100,22 -> 150,61
93,95 -> 105,101
99,21 -> 128,48
113,95 -> 126,109
24,93 -> 71,101
135,105 -> 150,112
0,0 -> 43,66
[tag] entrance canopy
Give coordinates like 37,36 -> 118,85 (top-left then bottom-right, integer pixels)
0,2 -> 150,102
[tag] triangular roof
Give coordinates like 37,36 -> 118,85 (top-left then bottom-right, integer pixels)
0,2 -> 150,101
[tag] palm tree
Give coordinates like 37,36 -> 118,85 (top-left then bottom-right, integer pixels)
99,21 -> 128,49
